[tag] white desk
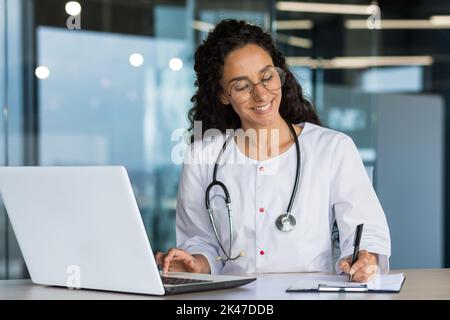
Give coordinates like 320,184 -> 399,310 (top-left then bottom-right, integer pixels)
0,269 -> 449,300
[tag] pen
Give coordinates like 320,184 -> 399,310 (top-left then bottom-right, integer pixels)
348,223 -> 364,282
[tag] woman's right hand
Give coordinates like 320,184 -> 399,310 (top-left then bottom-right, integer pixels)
155,248 -> 211,274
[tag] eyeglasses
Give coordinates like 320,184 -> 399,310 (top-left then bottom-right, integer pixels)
223,66 -> 286,104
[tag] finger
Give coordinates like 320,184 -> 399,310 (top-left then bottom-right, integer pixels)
365,268 -> 377,282
155,252 -> 165,266
351,258 -> 378,283
352,265 -> 377,283
163,248 -> 178,273
174,251 -> 199,272
167,251 -> 195,271
366,264 -> 379,277
349,256 -> 369,276
351,271 -> 367,283
339,260 -> 351,274
182,257 -> 196,272
163,248 -> 188,273
350,251 -> 377,273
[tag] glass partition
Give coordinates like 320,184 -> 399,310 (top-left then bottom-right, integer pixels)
0,0 -> 449,279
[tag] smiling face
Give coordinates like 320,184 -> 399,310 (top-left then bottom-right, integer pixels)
220,44 -> 284,131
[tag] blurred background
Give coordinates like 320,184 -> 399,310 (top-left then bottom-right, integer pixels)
0,0 -> 448,279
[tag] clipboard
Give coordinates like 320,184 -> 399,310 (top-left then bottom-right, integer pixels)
287,283 -> 368,293
285,274 -> 406,293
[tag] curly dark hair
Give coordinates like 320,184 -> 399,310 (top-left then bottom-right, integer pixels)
188,19 -> 321,137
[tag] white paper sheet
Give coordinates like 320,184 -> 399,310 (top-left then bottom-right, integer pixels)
287,273 -> 405,292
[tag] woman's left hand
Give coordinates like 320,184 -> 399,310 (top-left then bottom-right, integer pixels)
339,250 -> 378,282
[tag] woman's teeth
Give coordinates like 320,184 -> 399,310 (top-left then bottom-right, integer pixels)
252,102 -> 271,111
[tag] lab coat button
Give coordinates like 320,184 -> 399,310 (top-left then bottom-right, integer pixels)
259,250 -> 265,255
259,166 -> 264,172
259,207 -> 265,213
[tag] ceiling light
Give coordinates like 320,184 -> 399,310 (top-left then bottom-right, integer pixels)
286,56 -> 433,69
129,53 -> 144,67
276,1 -> 370,15
192,20 -> 214,32
65,1 -> 81,16
276,33 -> 312,48
346,19 -> 450,29
274,20 -> 314,30
430,16 -> 450,25
169,58 -> 183,71
35,66 -> 50,79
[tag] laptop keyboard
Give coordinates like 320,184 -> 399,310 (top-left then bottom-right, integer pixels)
161,276 -> 213,285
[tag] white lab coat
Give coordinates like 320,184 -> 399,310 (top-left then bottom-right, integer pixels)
176,122 -> 391,275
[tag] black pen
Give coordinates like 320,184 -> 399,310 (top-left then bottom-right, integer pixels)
348,223 -> 364,282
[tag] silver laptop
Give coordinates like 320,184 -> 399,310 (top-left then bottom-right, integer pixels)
0,166 -> 255,295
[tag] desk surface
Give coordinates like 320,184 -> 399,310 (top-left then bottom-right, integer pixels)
1,269 -> 449,300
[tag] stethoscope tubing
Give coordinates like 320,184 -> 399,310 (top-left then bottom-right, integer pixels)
285,121 -> 301,219
205,119 -> 301,261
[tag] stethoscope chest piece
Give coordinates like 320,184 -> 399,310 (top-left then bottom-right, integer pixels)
275,214 -> 296,232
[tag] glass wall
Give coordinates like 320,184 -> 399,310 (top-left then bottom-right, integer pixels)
274,0 -> 448,268
0,0 -> 5,279
1,0 -> 30,279
1,0 -> 449,279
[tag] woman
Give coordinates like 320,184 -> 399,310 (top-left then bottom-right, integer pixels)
155,19 -> 391,283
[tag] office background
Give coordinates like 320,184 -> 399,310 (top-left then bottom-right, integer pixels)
0,0 -> 448,279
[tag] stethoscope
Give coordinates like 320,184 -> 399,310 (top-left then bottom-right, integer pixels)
205,119 -> 301,262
